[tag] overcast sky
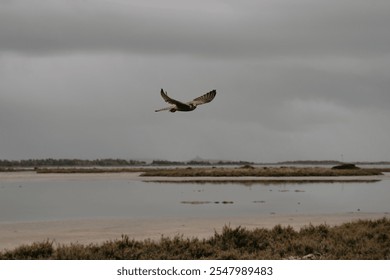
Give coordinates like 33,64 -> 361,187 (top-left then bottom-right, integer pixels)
1,0 -> 390,162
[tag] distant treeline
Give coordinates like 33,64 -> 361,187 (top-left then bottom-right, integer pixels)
1,159 -> 389,168
0,159 -> 146,167
0,158 -> 254,167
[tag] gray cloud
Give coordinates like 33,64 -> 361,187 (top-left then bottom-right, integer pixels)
1,0 -> 390,162
2,0 -> 390,58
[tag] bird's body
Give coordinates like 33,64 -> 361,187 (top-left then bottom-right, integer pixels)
155,89 -> 216,112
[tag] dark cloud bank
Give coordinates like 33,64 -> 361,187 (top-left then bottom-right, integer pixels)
1,0 -> 390,162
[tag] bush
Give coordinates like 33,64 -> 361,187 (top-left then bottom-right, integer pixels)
332,164 -> 360,170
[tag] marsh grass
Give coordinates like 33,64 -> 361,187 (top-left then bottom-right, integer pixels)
1,218 -> 389,260
140,166 -> 383,177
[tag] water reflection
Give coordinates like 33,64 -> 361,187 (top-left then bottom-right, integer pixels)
0,179 -> 388,222
144,179 -> 380,187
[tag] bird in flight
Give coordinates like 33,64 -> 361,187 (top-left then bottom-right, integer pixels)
155,89 -> 217,112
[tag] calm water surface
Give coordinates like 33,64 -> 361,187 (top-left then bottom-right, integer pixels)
0,179 -> 389,222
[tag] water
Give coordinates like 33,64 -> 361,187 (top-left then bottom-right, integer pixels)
0,179 -> 389,222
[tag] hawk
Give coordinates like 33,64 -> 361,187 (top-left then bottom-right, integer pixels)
155,89 -> 217,112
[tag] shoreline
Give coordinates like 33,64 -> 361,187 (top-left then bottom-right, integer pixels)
1,171 -> 389,182
1,212 -> 389,251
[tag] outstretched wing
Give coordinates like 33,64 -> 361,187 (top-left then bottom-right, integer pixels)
160,89 -> 188,107
190,90 -> 217,106
159,89 -> 191,111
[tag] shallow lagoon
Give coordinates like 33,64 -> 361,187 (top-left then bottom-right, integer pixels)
0,179 -> 389,222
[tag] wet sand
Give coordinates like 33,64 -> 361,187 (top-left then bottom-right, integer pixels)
1,172 -> 389,251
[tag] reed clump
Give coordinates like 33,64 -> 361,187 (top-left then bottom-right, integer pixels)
1,218 -> 389,260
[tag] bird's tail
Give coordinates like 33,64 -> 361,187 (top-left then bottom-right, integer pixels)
155,106 -> 173,112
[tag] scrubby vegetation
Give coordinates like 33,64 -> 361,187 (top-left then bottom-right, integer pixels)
140,166 -> 383,177
35,168 -> 146,174
1,218 -> 389,260
332,163 -> 360,170
0,158 -> 146,168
